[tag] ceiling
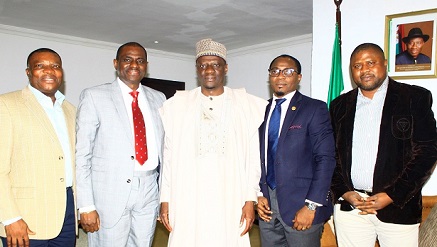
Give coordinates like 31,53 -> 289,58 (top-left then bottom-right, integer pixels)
0,0 -> 312,55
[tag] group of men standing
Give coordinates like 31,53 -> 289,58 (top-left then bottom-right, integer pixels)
0,38 -> 436,247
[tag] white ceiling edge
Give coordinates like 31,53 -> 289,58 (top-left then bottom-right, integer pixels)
0,23 -> 312,62
228,34 -> 313,57
0,24 -> 119,51
0,24 -> 194,61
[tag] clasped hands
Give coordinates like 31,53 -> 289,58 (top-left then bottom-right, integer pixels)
342,191 -> 393,215
257,196 -> 315,231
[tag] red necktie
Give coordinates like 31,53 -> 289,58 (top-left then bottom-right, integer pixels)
130,90 -> 148,165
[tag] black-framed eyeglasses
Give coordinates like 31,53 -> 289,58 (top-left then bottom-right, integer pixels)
268,68 -> 296,77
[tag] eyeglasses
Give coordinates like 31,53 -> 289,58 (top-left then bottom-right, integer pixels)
268,68 -> 296,77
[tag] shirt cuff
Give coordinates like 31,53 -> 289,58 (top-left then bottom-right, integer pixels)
305,199 -> 323,207
2,217 -> 22,226
79,205 -> 96,214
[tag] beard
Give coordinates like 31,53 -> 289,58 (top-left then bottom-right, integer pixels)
355,72 -> 386,92
355,78 -> 384,92
274,91 -> 285,97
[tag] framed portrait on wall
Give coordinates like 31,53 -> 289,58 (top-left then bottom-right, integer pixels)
385,8 -> 437,79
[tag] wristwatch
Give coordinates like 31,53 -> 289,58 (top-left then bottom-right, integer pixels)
305,202 -> 317,211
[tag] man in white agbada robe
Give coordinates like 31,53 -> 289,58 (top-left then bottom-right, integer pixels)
159,38 -> 267,247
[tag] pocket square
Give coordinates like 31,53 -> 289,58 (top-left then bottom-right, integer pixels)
289,125 -> 302,129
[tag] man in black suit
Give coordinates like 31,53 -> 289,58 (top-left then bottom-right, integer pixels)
330,43 -> 437,247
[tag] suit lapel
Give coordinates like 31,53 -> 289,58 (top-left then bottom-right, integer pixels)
261,99 -> 273,142
340,89 -> 358,177
279,91 -> 302,140
22,87 -> 60,144
142,86 -> 161,129
343,89 -> 358,142
62,103 -> 76,163
379,79 -> 399,137
373,79 -> 400,179
110,81 -> 134,145
260,99 -> 273,169
141,85 -> 164,153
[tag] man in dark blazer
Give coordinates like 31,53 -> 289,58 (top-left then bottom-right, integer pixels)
257,54 -> 336,247
330,43 -> 437,247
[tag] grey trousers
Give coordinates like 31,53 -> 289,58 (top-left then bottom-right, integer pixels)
259,189 -> 323,247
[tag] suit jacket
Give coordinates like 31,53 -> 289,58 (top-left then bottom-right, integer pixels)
75,80 -> 165,228
259,91 -> 336,226
0,87 -> 76,239
330,78 -> 437,224
395,51 -> 431,65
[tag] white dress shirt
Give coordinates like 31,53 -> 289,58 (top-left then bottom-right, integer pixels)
117,78 -> 159,172
264,91 -> 295,166
351,77 -> 388,191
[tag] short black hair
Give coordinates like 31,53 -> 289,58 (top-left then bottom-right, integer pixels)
350,43 -> 385,61
269,54 -> 302,74
116,42 -> 147,60
27,48 -> 61,67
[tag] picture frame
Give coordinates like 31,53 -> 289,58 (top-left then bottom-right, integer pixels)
385,8 -> 437,79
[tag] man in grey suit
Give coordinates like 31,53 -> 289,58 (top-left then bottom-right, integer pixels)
76,42 -> 165,246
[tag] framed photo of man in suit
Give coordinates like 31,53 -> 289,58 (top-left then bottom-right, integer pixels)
385,8 -> 437,79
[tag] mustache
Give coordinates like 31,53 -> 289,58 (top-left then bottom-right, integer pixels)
41,75 -> 58,80
360,73 -> 374,78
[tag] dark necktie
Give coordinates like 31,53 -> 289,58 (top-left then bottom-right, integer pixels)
266,98 -> 286,190
130,90 -> 148,165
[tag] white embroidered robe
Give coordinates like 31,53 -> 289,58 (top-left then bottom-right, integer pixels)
159,87 -> 267,247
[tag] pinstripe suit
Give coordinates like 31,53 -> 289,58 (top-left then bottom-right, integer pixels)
0,86 -> 77,239
75,80 -> 165,245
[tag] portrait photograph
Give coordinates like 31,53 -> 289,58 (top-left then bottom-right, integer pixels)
385,8 -> 437,79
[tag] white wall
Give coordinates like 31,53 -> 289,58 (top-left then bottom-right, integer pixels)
0,25 -> 195,106
227,35 -> 312,100
0,24 -> 312,106
312,1 -> 437,195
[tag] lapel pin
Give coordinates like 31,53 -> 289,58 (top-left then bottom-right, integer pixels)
291,106 -> 296,111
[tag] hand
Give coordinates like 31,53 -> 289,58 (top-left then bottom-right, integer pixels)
355,192 -> 393,215
159,202 -> 172,232
80,210 -> 100,233
240,201 -> 255,236
292,206 -> 315,231
342,191 -> 367,213
5,219 -> 35,247
256,196 -> 272,222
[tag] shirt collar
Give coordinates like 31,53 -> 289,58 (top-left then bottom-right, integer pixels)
28,84 -> 64,108
117,77 -> 145,96
357,76 -> 388,100
272,90 -> 296,103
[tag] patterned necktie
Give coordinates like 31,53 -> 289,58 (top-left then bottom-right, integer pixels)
266,98 -> 286,190
130,90 -> 148,165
